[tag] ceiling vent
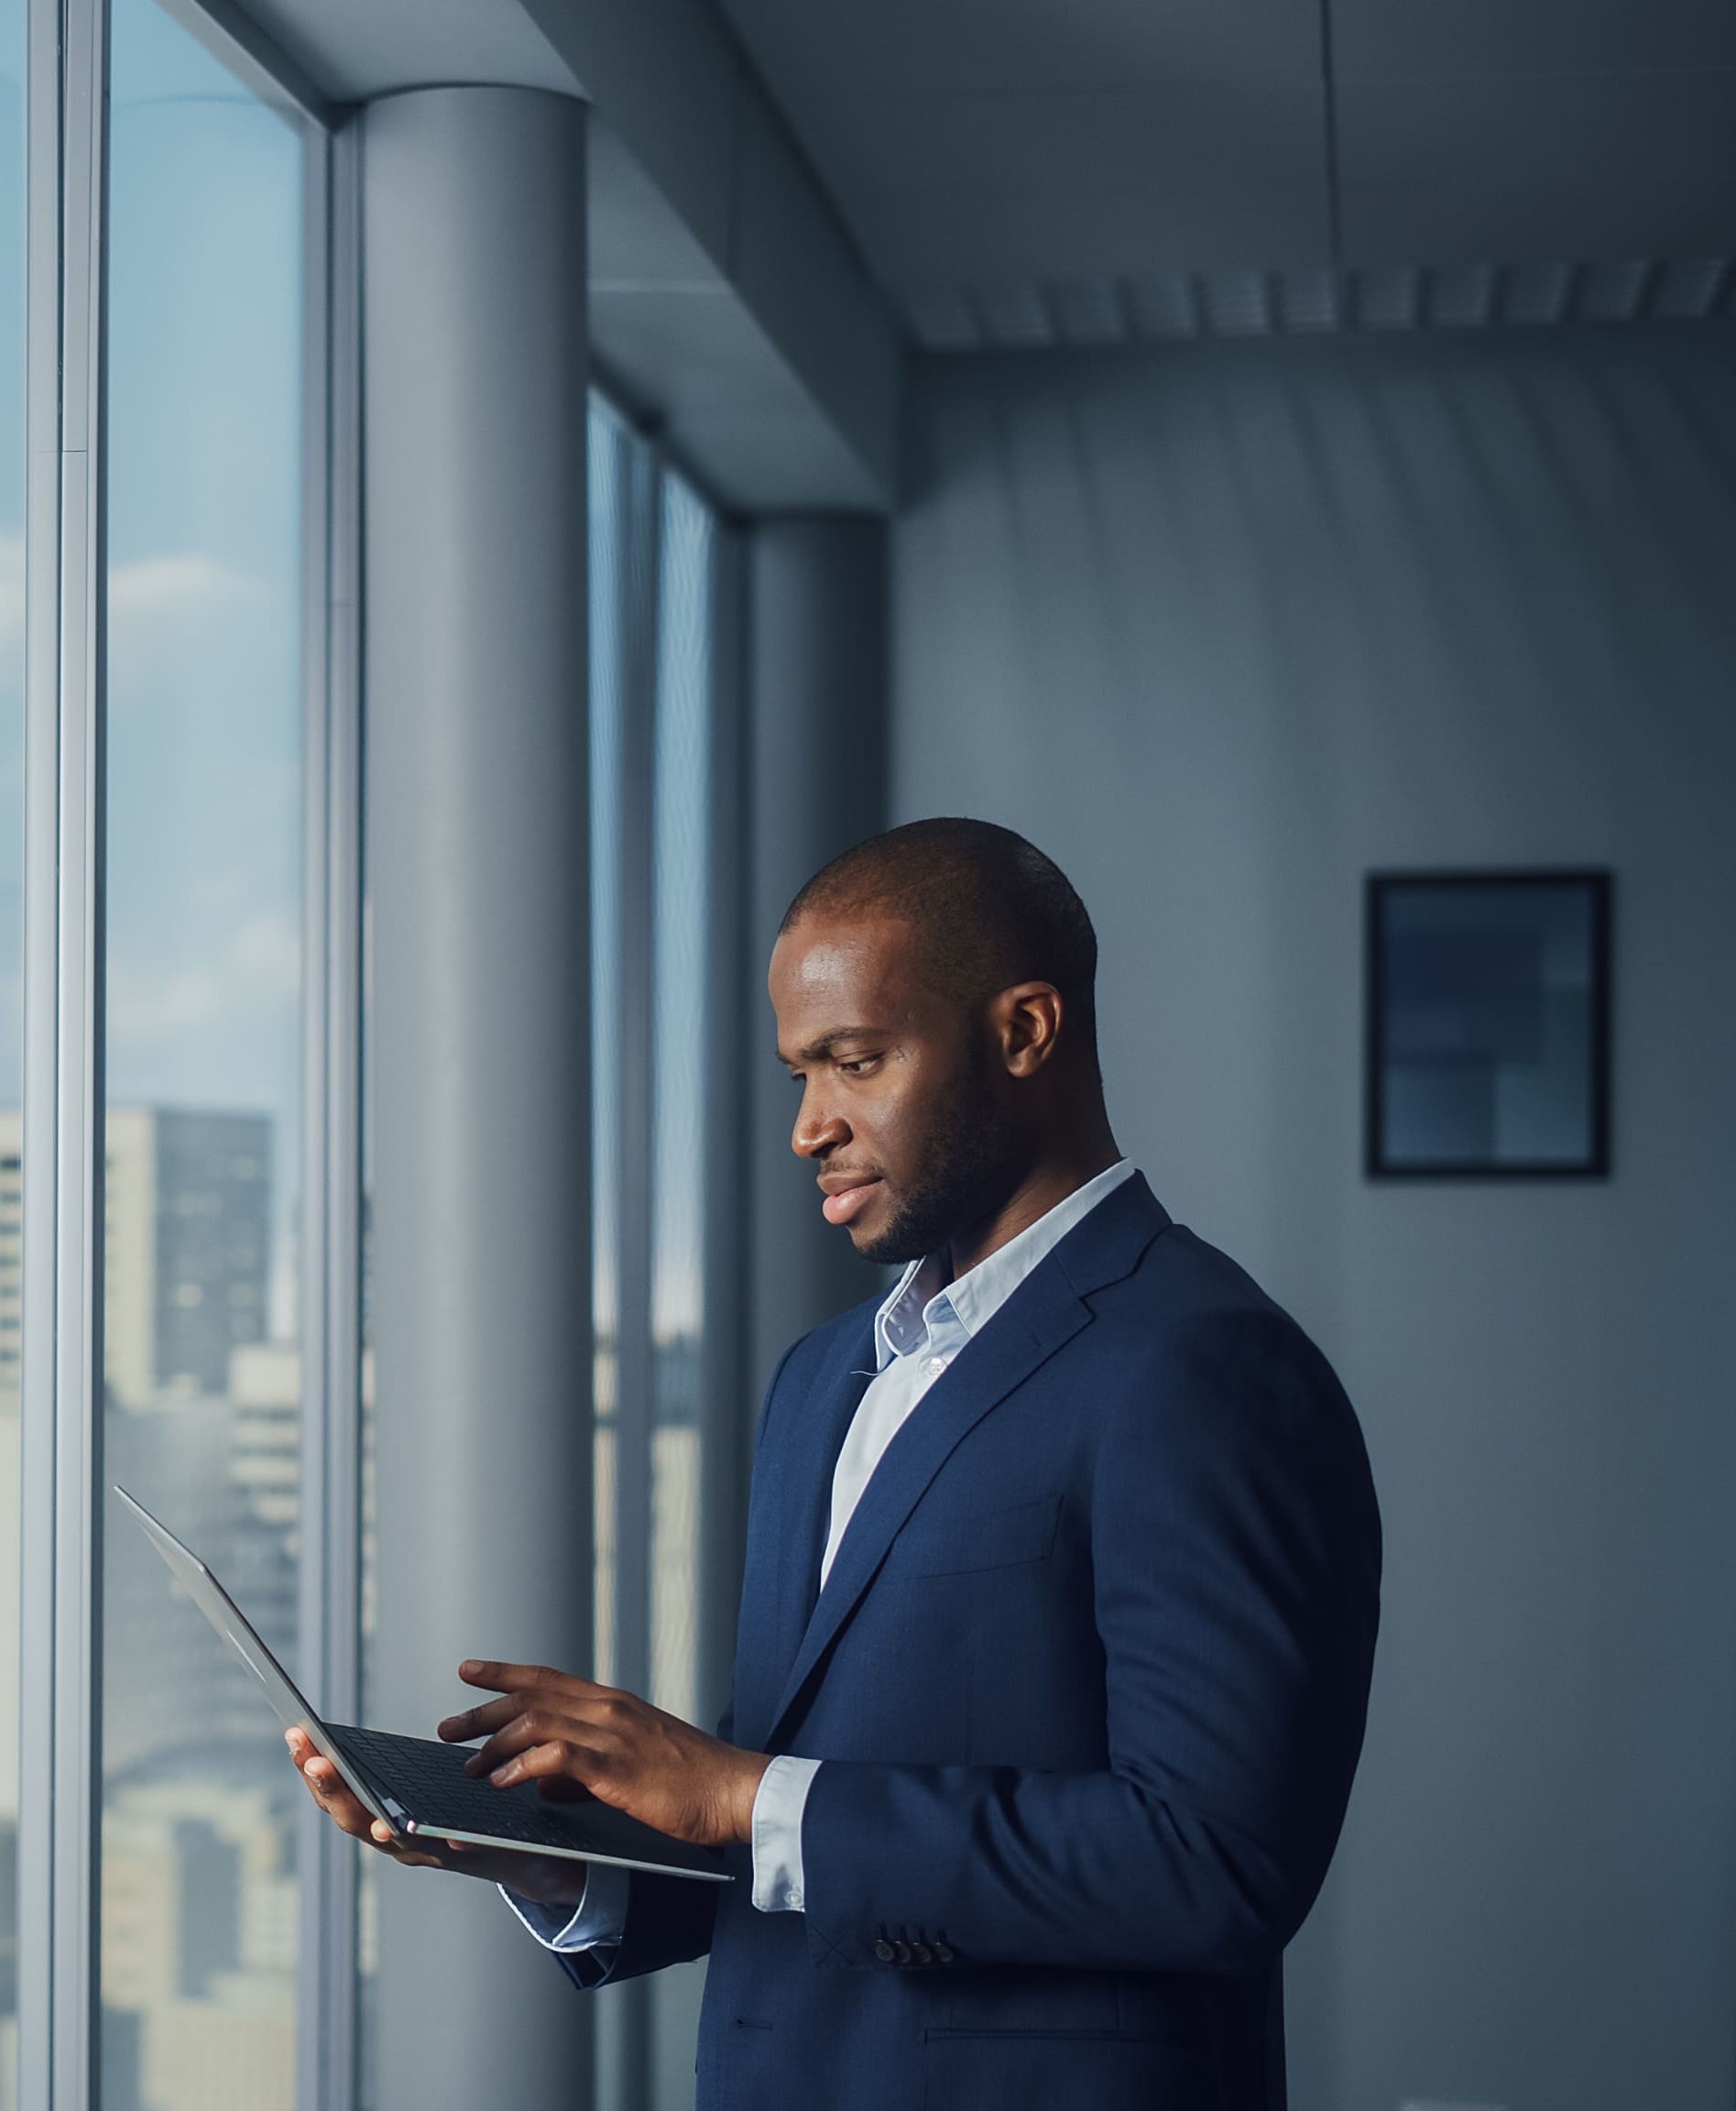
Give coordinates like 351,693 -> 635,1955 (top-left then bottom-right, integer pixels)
905,257 -> 1736,353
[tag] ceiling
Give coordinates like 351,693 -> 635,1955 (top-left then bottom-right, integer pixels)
224,0 -> 576,101
715,0 -> 1736,345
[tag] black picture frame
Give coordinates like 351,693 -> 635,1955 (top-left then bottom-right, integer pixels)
1365,869 -> 1612,1180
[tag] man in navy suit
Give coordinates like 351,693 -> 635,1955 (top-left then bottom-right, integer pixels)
292,816 -> 1381,2109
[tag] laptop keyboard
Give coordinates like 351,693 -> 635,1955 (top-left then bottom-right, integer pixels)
325,1722 -> 582,1846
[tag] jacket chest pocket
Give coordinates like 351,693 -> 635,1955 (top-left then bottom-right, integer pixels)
885,1493 -> 1061,1578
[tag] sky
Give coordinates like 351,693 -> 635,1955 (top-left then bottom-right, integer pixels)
0,0 -> 306,1322
0,0 -> 718,1355
0,0 -> 24,1102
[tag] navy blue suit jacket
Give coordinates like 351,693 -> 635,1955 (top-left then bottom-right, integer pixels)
563,1175 -> 1381,2111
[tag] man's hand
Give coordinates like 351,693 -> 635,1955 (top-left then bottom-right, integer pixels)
284,1727 -> 592,1908
438,1660 -> 770,1848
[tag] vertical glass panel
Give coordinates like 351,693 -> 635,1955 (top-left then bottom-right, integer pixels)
0,0 -> 23,2095
355,822 -> 377,2107
103,6 -> 306,2107
649,474 -> 712,1727
585,405 -> 728,2107
589,399 -> 626,1690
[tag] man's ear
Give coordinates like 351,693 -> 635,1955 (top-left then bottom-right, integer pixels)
996,982 -> 1065,1077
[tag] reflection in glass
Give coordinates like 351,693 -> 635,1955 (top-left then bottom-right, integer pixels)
102,4 -> 306,2106
0,0 -> 23,2099
588,416 -> 724,2104
650,475 -> 713,1727
590,401 -> 625,1689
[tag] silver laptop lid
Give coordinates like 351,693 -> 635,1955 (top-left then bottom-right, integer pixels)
115,1484 -> 394,1830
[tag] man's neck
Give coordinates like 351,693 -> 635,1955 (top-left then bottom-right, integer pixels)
944,1141 -> 1123,1282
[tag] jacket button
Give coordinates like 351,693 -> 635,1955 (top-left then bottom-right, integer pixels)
911,1942 -> 933,1966
933,1941 -> 955,1963
873,1940 -> 895,1963
891,1941 -> 912,1965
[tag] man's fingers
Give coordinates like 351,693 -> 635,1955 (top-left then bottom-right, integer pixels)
287,1732 -> 459,1868
457,1659 -> 612,1701
494,1738 -> 608,1790
464,1706 -> 612,1780
437,1691 -> 529,1742
456,1659 -> 548,1693
301,1756 -> 378,1839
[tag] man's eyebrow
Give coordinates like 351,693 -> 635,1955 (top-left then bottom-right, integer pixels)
777,1027 -> 884,1067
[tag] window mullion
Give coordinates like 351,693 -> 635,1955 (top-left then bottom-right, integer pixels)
17,0 -> 109,2106
296,113 -> 363,2111
612,432 -> 661,1706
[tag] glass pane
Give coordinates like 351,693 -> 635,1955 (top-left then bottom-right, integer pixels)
0,0 -> 24,2095
649,473 -> 713,1727
590,399 -> 626,1688
102,5 -> 306,2107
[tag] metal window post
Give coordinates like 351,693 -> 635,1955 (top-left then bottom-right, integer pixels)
17,1 -> 108,2107
697,520 -> 748,1743
596,410 -> 662,2111
296,111 -> 364,2111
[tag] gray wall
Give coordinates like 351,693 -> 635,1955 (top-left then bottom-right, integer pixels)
891,326 -> 1736,2111
743,517 -> 890,1406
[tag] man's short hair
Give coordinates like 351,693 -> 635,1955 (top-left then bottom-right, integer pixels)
781,817 -> 1100,1072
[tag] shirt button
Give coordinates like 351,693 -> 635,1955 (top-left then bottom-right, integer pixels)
924,1356 -> 946,1378
933,1941 -> 955,1964
911,1942 -> 934,1966
788,1889 -> 802,1910
892,1941 -> 912,1965
873,1939 -> 895,1963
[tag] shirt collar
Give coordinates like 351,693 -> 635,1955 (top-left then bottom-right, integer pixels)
872,1158 -> 1138,1371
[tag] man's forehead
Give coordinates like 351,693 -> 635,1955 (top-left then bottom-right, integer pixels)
769,913 -> 937,1043
770,912 -> 916,995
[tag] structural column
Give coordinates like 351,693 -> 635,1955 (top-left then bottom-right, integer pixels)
744,518 -> 889,1406
362,87 -> 592,2108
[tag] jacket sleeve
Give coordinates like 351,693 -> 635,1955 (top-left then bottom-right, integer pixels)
538,1694 -> 744,1990
796,1307 -> 1381,1976
545,1867 -> 724,1990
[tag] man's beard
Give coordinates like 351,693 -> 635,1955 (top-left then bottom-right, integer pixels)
856,1062 -> 1026,1267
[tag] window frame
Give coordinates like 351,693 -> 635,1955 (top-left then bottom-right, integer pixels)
14,5 -> 359,2109
584,395 -> 748,2106
11,23 -> 748,2103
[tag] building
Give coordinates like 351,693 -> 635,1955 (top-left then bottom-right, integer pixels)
104,1109 -> 272,1409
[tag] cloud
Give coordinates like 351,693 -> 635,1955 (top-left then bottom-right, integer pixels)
107,963 -> 223,1042
107,908 -> 299,1047
229,910 -> 299,1001
109,552 -> 267,620
0,534 -> 21,670
0,540 -> 271,684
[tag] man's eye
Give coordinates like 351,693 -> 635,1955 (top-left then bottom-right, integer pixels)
838,1056 -> 878,1076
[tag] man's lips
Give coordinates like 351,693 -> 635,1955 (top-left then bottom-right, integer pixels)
820,1176 -> 881,1227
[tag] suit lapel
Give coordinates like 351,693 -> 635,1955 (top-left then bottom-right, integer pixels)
734,1310 -> 876,1750
763,1173 -> 1174,1748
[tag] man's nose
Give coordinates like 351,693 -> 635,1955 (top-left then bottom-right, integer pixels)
791,1088 -> 848,1160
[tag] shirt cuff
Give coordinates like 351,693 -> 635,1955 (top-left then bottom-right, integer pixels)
750,1755 -> 821,1913
499,1859 -> 631,1952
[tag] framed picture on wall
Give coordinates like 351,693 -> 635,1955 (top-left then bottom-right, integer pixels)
1365,870 -> 1612,1179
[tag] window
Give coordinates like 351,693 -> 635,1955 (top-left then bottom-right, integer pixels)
650,470 -> 716,1734
0,0 -> 22,2094
13,14 -> 741,2099
101,5 -> 309,2104
589,398 -> 739,2107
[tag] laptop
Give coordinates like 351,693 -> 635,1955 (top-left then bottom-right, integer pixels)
116,1485 -> 729,1886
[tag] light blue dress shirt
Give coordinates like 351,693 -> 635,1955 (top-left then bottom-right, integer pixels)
507,1158 -> 1137,1954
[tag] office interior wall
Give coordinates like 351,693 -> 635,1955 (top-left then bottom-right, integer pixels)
890,326 -> 1736,2111
743,519 -> 890,1409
